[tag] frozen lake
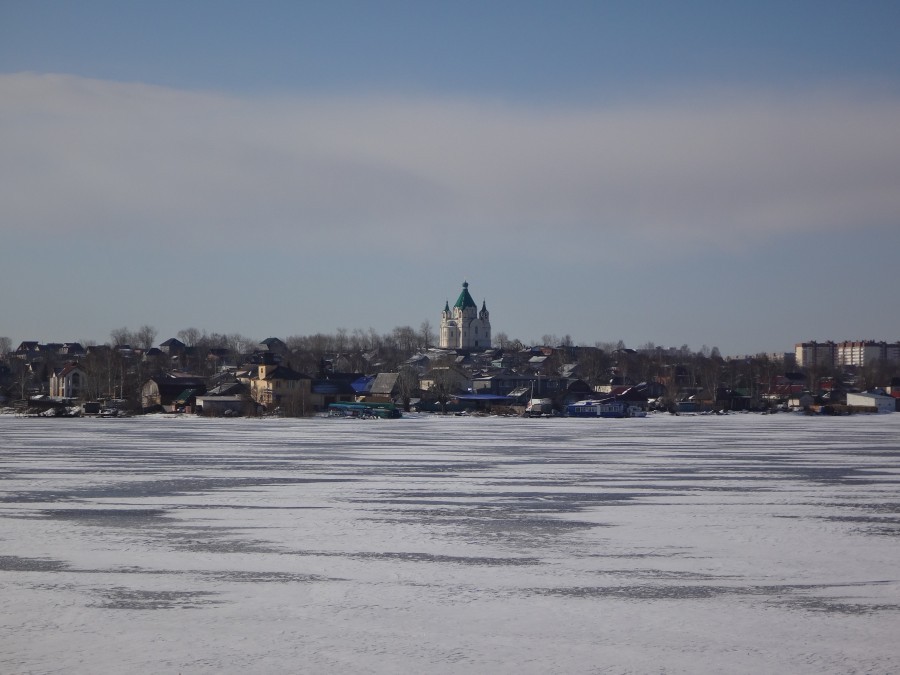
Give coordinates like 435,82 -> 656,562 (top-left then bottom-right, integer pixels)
2,412 -> 899,674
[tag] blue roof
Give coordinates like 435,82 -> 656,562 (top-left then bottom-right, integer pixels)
351,375 -> 375,393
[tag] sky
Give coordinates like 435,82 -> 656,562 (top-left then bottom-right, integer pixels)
2,1 -> 900,356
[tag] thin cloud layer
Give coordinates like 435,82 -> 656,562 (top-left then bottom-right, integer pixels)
3,73 -> 899,261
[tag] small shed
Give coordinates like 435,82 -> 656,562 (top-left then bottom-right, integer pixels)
846,391 -> 896,413
195,395 -> 250,417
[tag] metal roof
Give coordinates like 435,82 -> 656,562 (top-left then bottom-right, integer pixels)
453,281 -> 478,310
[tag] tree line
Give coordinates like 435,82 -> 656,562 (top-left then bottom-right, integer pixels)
3,324 -> 898,411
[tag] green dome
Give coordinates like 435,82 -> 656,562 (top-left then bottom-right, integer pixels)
454,281 -> 477,310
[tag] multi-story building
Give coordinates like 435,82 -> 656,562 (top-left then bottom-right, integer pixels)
48,362 -> 87,399
250,353 -> 311,408
794,341 -> 835,368
795,340 -> 900,368
836,341 -> 900,367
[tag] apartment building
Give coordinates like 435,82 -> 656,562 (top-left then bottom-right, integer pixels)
836,341 -> 900,367
794,341 -> 835,368
796,340 -> 900,368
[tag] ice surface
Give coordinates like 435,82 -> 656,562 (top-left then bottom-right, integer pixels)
1,412 -> 899,674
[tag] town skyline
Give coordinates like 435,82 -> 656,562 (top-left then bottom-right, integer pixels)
5,326 -> 900,366
3,3 -> 900,354
1,278 -> 898,360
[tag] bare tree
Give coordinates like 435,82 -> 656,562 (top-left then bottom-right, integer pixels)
396,366 -> 420,412
367,328 -> 383,351
135,325 -> 157,351
8,359 -> 33,401
0,336 -> 11,357
699,353 -> 724,410
419,321 -> 435,350
335,328 -> 348,353
226,333 -> 255,357
428,368 -> 457,414
110,327 -> 134,347
177,327 -> 202,347
392,326 -> 418,355
350,328 -> 369,351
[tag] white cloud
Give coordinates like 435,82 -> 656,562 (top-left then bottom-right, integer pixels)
2,73 -> 900,262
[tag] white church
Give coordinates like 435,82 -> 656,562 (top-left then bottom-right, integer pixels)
439,281 -> 491,351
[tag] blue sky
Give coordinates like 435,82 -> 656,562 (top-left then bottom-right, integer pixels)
2,1 -> 900,355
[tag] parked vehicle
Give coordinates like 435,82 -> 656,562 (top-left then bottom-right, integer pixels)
525,398 -> 554,417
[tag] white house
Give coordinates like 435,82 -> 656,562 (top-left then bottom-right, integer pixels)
49,362 -> 87,399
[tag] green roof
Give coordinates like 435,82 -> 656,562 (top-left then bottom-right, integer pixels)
174,388 -> 197,403
453,281 -> 477,310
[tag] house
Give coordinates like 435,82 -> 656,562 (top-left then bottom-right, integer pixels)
14,342 -> 40,361
403,353 -> 432,376
310,378 -> 357,410
59,343 -> 85,357
507,378 -> 594,410
367,372 -> 402,402
557,379 -> 596,407
250,353 -> 311,413
769,373 -> 806,400
205,379 -> 247,397
192,378 -> 251,416
49,362 -> 87,399
257,337 -> 288,356
419,366 -> 470,395
159,338 -> 186,355
472,373 -> 576,399
141,374 -> 207,411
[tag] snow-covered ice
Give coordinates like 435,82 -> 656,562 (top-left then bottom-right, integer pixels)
2,412 -> 899,674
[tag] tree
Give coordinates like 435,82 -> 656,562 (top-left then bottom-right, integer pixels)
226,333 -> 255,357
545,348 -> 569,377
0,336 -> 11,357
392,325 -> 418,355
82,347 -> 115,401
698,352 -> 724,410
135,325 -> 157,351
8,359 -> 33,401
279,387 -> 309,417
579,346 -> 612,388
396,366 -> 420,412
428,368 -> 458,414
419,321 -> 435,350
110,327 -> 134,347
178,327 -> 202,347
335,328 -> 348,353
